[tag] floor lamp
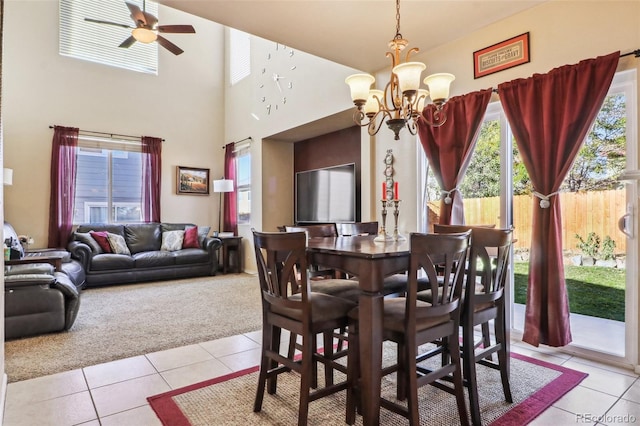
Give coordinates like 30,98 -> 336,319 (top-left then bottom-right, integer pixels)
213,178 -> 234,235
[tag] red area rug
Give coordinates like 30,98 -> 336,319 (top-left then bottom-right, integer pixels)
149,352 -> 587,426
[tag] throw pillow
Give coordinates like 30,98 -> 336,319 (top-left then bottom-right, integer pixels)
75,232 -> 103,254
161,230 -> 185,252
90,231 -> 112,253
186,225 -> 210,247
107,232 -> 131,255
182,226 -> 200,249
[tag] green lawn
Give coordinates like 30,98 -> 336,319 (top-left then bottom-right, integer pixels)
513,262 -> 625,321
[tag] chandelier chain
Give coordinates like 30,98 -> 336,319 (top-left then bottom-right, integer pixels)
395,0 -> 402,39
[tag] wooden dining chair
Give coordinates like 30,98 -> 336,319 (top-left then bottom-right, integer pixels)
346,231 -> 471,426
431,224 -> 514,426
337,221 -> 379,236
252,230 -> 356,426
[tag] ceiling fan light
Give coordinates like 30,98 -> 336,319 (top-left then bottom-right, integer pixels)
345,73 -> 375,106
423,73 -> 456,103
132,27 -> 157,43
392,62 -> 426,96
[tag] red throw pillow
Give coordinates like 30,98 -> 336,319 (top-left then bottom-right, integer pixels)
90,231 -> 112,253
183,226 -> 200,249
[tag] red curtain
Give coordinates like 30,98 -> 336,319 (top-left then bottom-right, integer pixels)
417,89 -> 492,224
141,136 -> 162,222
48,126 -> 79,248
499,51 -> 619,347
223,143 -> 238,235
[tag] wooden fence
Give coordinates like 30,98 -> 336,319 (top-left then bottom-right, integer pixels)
428,189 -> 627,254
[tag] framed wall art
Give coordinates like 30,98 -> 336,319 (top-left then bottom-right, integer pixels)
177,166 -> 210,195
473,32 -> 530,79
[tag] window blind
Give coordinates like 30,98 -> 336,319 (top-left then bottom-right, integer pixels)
59,0 -> 158,75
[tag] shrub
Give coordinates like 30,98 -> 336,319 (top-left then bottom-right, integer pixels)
575,232 -> 600,258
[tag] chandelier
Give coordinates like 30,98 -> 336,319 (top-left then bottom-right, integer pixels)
345,0 -> 455,140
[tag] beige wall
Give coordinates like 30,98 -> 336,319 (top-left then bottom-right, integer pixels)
2,1 -> 226,245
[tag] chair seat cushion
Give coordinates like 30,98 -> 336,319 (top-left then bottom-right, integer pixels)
382,298 -> 451,332
271,292 -> 356,323
310,279 -> 361,303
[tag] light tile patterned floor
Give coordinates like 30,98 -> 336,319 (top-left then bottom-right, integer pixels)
4,328 -> 638,426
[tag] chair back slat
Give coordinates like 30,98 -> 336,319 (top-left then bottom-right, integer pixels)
286,223 -> 338,237
433,224 -> 513,312
253,230 -> 310,312
407,231 -> 470,322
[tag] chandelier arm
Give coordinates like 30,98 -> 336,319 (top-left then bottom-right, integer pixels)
406,118 -> 418,136
368,113 -> 386,136
420,107 -> 448,127
352,109 -> 372,128
405,47 -> 420,63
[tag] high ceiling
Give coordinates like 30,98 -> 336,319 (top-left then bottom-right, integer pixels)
155,0 -> 545,141
157,0 -> 545,74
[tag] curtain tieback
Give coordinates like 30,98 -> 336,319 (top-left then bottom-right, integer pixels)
533,190 -> 560,208
441,188 -> 459,205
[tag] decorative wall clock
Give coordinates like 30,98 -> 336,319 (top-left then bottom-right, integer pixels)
256,42 -> 297,117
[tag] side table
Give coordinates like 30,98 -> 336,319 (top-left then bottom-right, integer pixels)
218,236 -> 243,274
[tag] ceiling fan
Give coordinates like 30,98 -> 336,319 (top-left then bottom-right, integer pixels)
85,1 -> 195,55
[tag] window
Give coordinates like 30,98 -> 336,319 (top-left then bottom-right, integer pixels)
236,145 -> 251,224
229,28 -> 251,85
59,0 -> 158,74
73,138 -> 143,224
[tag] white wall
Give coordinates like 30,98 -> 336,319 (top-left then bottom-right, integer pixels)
2,1 -> 226,245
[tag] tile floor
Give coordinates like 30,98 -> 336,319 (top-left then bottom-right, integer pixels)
4,329 -> 640,426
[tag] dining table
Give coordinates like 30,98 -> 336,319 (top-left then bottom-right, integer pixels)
306,234 -> 411,426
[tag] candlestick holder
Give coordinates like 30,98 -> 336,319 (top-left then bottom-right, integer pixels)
391,199 -> 406,241
374,199 -> 393,242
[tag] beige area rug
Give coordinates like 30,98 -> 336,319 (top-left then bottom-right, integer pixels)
5,274 -> 262,382
149,345 -> 587,426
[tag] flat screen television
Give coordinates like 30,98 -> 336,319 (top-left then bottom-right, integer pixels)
295,163 -> 356,223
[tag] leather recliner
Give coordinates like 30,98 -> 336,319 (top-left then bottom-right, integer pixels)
4,263 -> 81,339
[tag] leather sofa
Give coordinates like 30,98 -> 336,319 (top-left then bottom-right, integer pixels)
67,223 -> 222,287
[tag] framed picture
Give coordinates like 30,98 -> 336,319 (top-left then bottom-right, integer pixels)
177,166 -> 210,195
473,32 -> 530,79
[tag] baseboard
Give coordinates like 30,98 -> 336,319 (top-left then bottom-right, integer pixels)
0,372 -> 7,426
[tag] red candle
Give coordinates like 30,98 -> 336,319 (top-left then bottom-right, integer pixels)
394,182 -> 399,200
382,182 -> 386,200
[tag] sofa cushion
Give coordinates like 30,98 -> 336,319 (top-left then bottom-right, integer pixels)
174,248 -> 211,265
125,223 -> 161,254
161,231 -> 184,251
107,233 -> 131,255
75,232 -> 102,254
133,251 -> 176,268
182,226 -> 200,249
90,231 -> 112,253
90,254 -> 135,271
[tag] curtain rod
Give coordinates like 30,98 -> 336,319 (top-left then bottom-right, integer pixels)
489,49 -> 639,94
222,136 -> 252,149
49,125 -> 165,142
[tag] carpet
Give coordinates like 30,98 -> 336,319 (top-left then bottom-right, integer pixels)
5,274 -> 263,383
148,347 -> 587,426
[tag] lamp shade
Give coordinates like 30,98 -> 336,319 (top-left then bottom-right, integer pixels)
345,73 -> 375,103
415,89 -> 430,112
392,62 -> 426,94
3,168 -> 13,186
423,73 -> 456,102
364,89 -> 384,115
213,179 -> 234,193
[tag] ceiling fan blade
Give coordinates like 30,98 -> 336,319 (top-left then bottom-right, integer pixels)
142,10 -> 158,28
125,2 -> 147,27
84,17 -> 132,29
156,35 -> 184,55
119,36 -> 137,48
158,25 -> 195,34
